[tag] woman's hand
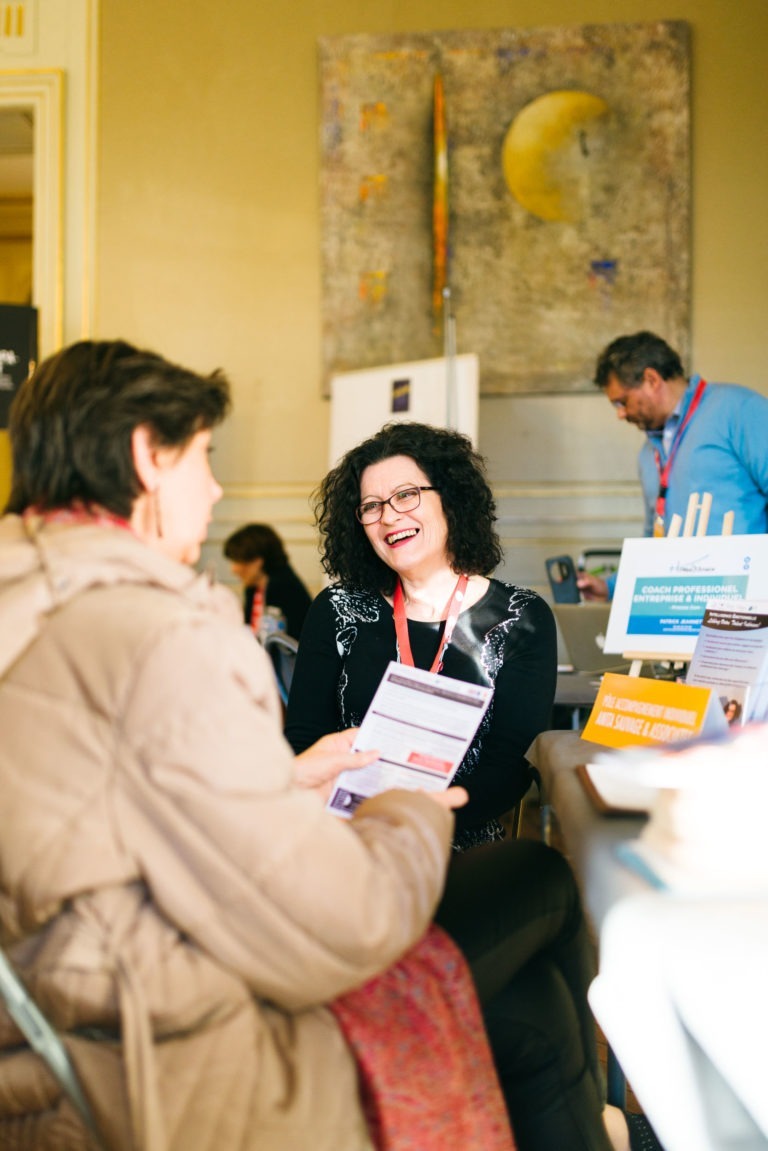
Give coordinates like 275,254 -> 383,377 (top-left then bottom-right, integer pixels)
422,786 -> 469,810
294,731 -> 469,811
294,730 -> 378,801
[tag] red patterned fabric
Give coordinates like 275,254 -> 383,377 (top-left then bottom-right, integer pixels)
330,924 -> 516,1151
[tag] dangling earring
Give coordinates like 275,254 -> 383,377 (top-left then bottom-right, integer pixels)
153,486 -> 164,539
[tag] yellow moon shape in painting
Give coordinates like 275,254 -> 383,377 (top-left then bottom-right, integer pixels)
503,90 -> 610,222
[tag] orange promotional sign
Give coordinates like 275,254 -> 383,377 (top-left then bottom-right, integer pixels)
581,672 -> 727,750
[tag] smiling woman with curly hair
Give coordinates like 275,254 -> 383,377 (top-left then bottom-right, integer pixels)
286,420 -> 556,851
284,421 -> 662,1151
315,421 -> 502,594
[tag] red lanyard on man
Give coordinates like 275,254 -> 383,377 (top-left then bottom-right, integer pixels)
393,574 -> 469,674
653,377 -> 707,537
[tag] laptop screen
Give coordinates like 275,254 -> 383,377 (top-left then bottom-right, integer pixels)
553,603 -> 630,674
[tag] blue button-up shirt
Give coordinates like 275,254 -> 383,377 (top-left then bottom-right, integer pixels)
639,375 -> 768,537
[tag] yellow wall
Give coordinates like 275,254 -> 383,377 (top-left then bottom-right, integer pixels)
95,0 -> 768,491
0,6 -> 761,667
0,1 -> 95,510
0,203 -> 32,510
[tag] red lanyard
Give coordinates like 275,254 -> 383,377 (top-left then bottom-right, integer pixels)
653,377 -> 707,536
249,586 -> 265,635
393,574 -> 469,674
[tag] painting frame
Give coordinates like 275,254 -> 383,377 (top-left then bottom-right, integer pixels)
318,21 -> 691,396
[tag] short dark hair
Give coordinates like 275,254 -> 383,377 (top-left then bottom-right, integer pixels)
594,331 -> 685,389
315,421 -> 502,594
223,523 -> 288,574
6,339 -> 231,517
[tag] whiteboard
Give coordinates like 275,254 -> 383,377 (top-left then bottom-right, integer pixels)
328,354 -> 479,467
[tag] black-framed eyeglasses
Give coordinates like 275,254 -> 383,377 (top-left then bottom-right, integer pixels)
609,375 -> 648,411
356,486 -> 435,525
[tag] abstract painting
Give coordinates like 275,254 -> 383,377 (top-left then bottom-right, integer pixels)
318,21 -> 690,394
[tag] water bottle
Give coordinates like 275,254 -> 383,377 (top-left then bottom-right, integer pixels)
258,605 -> 286,643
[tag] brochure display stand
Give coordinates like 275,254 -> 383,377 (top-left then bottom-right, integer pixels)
685,599 -> 768,725
578,494 -> 763,753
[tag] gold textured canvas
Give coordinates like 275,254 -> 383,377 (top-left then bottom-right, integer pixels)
319,21 -> 690,395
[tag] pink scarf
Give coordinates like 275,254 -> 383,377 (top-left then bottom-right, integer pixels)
24,504 -> 133,532
331,924 -> 516,1151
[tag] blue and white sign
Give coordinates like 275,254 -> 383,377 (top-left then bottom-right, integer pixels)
604,535 -> 768,658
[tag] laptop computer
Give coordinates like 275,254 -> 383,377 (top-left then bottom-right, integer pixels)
552,603 -> 631,675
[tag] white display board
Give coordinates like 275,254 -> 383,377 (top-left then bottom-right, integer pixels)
328,354 -> 479,467
604,535 -> 768,659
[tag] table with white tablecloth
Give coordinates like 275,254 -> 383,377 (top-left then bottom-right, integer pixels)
525,728 -> 768,1151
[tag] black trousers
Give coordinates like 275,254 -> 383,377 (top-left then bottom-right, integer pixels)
436,837 -> 614,1151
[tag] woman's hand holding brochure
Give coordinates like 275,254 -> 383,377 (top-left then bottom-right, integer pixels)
294,729 -> 380,801
294,726 -> 470,810
326,662 -> 492,818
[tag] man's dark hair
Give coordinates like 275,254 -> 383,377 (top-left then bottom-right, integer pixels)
224,523 -> 288,574
6,339 -> 231,517
315,421 -> 502,594
594,331 -> 685,389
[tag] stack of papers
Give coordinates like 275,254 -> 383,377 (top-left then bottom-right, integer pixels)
576,740 -> 721,814
576,760 -> 658,815
584,725 -> 768,893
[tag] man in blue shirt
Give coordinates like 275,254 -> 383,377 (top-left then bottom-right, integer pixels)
577,331 -> 768,600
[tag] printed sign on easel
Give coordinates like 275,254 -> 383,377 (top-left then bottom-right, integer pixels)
603,535 -> 768,660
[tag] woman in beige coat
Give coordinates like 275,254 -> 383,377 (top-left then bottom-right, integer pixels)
0,340 -> 652,1151
0,339 -> 466,1151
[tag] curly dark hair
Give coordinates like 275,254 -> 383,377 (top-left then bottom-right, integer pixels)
315,422 -> 502,594
594,331 -> 685,390
6,339 -> 230,517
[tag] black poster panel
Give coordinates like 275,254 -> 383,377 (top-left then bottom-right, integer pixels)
0,304 -> 38,428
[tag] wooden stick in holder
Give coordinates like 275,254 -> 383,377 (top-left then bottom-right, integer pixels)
683,492 -> 700,537
696,492 -> 712,536
681,491 -> 718,537
667,513 -> 683,539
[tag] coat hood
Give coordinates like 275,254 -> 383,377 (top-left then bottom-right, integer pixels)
0,514 -> 237,678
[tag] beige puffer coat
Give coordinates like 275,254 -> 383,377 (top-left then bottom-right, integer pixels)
0,515 -> 453,1151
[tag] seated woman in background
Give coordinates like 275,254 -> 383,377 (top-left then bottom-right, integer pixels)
223,520 -> 312,638
0,346 -> 655,1151
285,420 -> 558,851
